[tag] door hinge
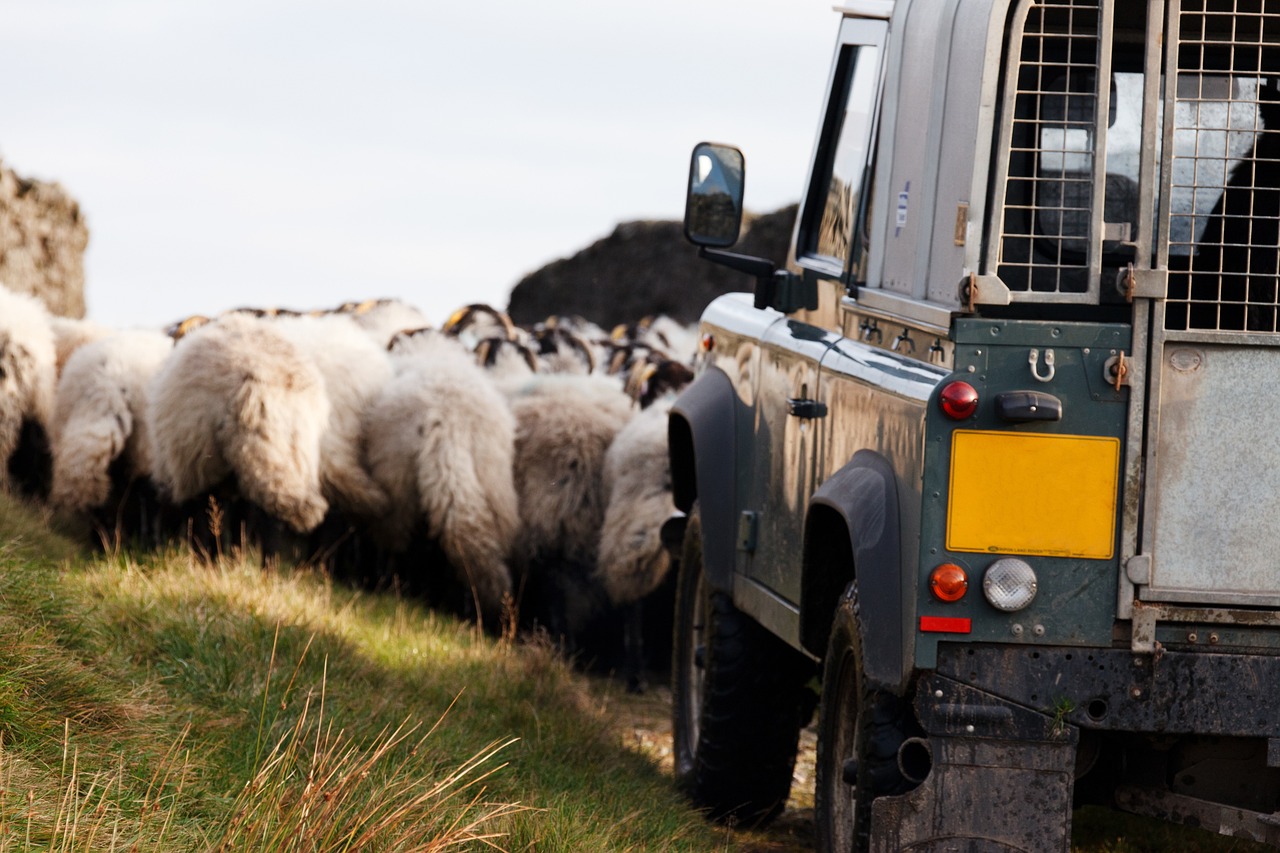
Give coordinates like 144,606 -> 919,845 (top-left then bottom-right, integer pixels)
1125,554 -> 1152,585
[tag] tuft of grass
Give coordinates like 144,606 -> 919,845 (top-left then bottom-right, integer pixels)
0,490 -> 731,850
213,674 -> 527,852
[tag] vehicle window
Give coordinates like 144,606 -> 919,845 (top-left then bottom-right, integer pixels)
798,42 -> 881,279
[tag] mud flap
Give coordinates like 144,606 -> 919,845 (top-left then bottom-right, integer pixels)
871,675 -> 1078,853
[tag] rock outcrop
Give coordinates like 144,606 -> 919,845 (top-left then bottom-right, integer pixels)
0,161 -> 89,318
507,205 -> 796,327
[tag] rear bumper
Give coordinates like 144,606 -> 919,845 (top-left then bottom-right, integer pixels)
868,646 -> 1280,850
935,642 -> 1280,737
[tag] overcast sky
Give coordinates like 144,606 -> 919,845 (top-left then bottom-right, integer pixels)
4,1 -> 835,328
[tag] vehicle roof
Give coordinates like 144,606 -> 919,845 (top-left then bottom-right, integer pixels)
833,1 -> 895,20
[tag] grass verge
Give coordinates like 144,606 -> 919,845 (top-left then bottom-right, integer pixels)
0,493 -> 728,850
0,492 -> 1272,851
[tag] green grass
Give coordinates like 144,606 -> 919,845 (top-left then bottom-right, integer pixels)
0,492 -> 1271,851
0,494 -> 731,851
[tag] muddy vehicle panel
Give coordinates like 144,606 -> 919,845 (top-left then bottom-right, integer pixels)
670,0 -> 1280,848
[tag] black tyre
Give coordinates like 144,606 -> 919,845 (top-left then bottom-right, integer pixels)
814,583 -> 912,852
671,506 -> 813,826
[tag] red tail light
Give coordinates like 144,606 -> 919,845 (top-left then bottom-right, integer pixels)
939,381 -> 979,420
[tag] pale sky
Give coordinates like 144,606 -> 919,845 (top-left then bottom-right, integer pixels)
4,1 -> 835,328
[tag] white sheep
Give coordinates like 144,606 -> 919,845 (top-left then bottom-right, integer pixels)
363,328 -> 519,620
47,315 -> 112,377
531,326 -> 598,375
271,313 -> 391,520
504,372 -> 635,640
48,329 -> 174,545
0,283 -> 57,497
442,303 -> 523,351
49,329 -> 173,514
611,314 -> 699,363
335,298 -> 430,348
592,361 -> 694,689
147,312 -> 330,536
595,400 -> 678,608
474,336 -> 540,380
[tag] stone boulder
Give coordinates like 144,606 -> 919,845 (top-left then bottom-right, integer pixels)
507,205 -> 796,327
0,161 -> 89,318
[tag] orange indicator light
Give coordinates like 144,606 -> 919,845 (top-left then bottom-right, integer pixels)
929,563 -> 969,602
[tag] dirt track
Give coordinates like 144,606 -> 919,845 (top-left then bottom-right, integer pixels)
604,681 -> 817,851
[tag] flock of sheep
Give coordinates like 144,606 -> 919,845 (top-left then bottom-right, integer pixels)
0,283 -> 697,683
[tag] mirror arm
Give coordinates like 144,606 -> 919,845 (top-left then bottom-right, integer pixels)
697,247 -> 779,309
697,246 -> 776,278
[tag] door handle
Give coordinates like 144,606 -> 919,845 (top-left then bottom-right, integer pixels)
787,398 -> 828,419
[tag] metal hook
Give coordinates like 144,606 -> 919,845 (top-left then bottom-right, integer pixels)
1029,348 -> 1055,383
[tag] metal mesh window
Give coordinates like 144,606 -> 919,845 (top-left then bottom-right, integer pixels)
997,0 -> 1103,295
1165,1 -> 1280,333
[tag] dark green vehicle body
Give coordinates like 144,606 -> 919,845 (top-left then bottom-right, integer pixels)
669,0 -> 1280,848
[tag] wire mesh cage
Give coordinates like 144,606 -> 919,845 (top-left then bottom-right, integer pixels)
996,0 -> 1107,298
1165,1 -> 1280,333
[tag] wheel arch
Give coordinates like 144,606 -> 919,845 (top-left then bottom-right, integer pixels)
800,450 -> 908,692
668,366 -> 739,594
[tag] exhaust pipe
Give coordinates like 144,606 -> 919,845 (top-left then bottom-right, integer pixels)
897,737 -> 932,785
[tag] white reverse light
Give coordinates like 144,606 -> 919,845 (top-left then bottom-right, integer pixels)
983,558 -> 1038,612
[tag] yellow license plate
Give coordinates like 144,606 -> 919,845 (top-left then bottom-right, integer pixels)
947,431 -> 1120,559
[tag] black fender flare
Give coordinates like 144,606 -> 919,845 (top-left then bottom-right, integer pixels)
800,450 -> 907,692
668,366 -> 738,594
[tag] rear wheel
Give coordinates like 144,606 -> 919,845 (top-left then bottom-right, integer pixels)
815,583 -> 911,852
671,506 -> 813,825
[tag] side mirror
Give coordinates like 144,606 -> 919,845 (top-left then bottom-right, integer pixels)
683,142 -> 744,248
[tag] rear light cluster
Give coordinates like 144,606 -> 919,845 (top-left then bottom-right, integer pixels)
928,558 -> 1038,611
928,379 -> 1040,630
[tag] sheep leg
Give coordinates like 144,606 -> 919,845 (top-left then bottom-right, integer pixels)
623,600 -> 647,694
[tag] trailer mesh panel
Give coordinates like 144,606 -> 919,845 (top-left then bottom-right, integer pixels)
997,0 -> 1103,296
1166,1 -> 1280,332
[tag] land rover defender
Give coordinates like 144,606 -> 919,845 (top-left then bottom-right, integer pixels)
669,0 -> 1280,849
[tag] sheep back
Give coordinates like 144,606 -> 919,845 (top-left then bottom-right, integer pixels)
596,402 -> 677,605
50,330 -> 172,512
148,314 -> 329,533
365,338 -> 518,614
509,374 -> 634,567
0,285 -> 57,482
273,314 -> 391,518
